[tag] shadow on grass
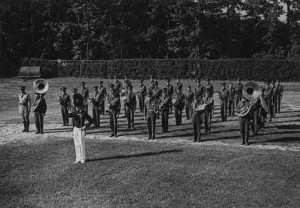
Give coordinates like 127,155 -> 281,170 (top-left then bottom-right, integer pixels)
276,124 -> 300,130
86,149 -> 183,162
251,137 -> 300,144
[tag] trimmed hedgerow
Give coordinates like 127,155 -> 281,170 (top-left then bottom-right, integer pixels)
23,58 -> 300,81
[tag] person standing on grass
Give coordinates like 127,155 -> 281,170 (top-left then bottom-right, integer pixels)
160,87 -> 171,133
153,81 -> 162,119
59,87 -> 70,126
19,86 -> 31,132
98,81 -> 107,115
274,79 -> 283,114
166,78 -> 174,114
174,88 -> 185,125
263,81 -> 273,122
138,79 -> 147,112
219,82 -> 229,122
192,98 -> 205,143
195,78 -> 205,106
228,82 -> 235,116
236,96 -> 251,145
107,88 -> 120,137
235,77 -> 243,107
33,93 -> 47,134
69,97 -> 94,164
114,75 -> 122,116
80,82 -> 89,114
185,86 -> 194,120
91,86 -> 101,128
148,75 -> 155,94
124,86 -> 136,130
145,91 -> 157,140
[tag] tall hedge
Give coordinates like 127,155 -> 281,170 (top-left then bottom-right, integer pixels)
23,58 -> 300,81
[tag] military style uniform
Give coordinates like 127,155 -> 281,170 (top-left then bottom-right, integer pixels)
185,90 -> 194,120
69,109 -> 94,164
274,84 -> 283,113
123,79 -> 133,92
219,87 -> 229,121
91,91 -> 101,127
166,83 -> 174,113
236,99 -> 251,145
204,96 -> 213,134
160,92 -> 171,133
235,82 -> 243,107
227,85 -> 235,116
153,86 -> 162,119
33,95 -> 47,134
138,83 -> 147,112
107,92 -> 120,137
263,86 -> 273,122
176,82 -> 183,91
19,92 -> 31,132
145,94 -> 158,140
191,100 -> 205,142
205,83 -> 214,98
124,91 -> 136,129
114,80 -> 122,95
98,85 -> 107,115
195,84 -> 205,105
59,93 -> 71,126
81,87 -> 89,113
174,91 -> 185,125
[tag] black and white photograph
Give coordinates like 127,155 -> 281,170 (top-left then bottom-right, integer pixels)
0,0 -> 300,207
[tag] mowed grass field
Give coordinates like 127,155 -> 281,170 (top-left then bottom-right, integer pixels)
0,77 -> 300,208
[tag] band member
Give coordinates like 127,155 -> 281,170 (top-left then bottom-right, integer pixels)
59,87 -> 71,126
69,98 -> 94,164
185,86 -> 194,120
124,86 -> 136,130
98,81 -> 107,115
195,78 -> 205,105
19,86 -> 31,132
236,96 -> 251,145
80,82 -> 89,113
274,79 -> 283,114
263,81 -> 273,122
174,88 -> 185,125
107,87 -> 120,137
235,77 -> 243,107
204,93 -> 213,134
123,75 -> 132,92
148,75 -> 155,94
91,86 -> 101,128
251,97 -> 260,136
176,77 -> 183,91
160,88 -> 171,133
219,82 -> 229,122
228,82 -> 235,116
166,78 -> 174,113
114,75 -> 122,95
138,79 -> 147,112
205,78 -> 214,116
153,81 -> 162,119
33,93 -> 47,134
259,88 -> 268,128
145,91 -> 158,140
192,98 -> 205,142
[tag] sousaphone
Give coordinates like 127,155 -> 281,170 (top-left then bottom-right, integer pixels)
33,79 -> 49,94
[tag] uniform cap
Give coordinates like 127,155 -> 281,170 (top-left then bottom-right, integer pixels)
60,87 -> 67,91
19,86 -> 25,90
221,82 -> 226,86
109,84 -> 114,88
72,88 -> 78,92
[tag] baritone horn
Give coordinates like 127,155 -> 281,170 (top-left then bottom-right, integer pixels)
33,79 -> 49,94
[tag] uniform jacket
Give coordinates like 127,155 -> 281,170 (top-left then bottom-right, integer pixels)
139,84 -> 147,95
145,95 -> 158,113
19,93 -> 31,107
235,83 -> 243,96
206,84 -> 214,98
228,87 -> 235,101
69,111 -> 93,128
98,86 -> 107,104
33,97 -> 47,114
219,89 -> 229,102
125,92 -> 137,109
91,93 -> 101,108
166,84 -> 174,97
185,91 -> 194,104
59,93 -> 70,107
81,87 -> 89,102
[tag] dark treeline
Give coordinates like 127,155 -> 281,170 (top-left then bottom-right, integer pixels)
0,0 -> 300,62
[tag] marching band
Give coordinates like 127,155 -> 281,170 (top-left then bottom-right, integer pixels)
19,76 -> 284,163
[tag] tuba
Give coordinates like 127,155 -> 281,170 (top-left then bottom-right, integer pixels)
33,79 -> 49,94
236,82 -> 267,117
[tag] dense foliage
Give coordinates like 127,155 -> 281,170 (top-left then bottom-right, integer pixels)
24,58 -> 300,81
0,0 -> 300,76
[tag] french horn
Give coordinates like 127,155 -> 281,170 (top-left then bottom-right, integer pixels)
33,79 -> 49,94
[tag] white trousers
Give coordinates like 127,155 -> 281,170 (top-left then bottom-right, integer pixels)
73,127 -> 86,162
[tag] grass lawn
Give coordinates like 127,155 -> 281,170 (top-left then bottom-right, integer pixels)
1,138 -> 300,208
0,77 -> 300,207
